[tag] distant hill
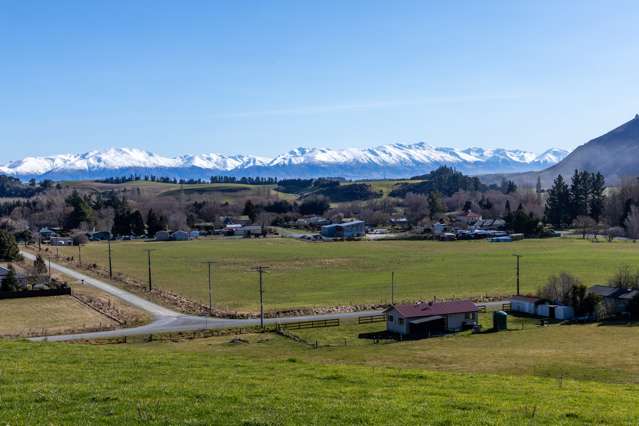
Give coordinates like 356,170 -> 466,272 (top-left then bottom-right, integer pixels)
481,115 -> 639,188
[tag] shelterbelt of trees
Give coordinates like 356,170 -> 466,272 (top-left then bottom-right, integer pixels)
2,166 -> 639,241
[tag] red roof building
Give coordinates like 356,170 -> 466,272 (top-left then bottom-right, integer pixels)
385,300 -> 478,338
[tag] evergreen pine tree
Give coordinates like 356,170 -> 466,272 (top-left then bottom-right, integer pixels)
545,174 -> 571,227
570,170 -> 590,219
589,172 -> 606,222
112,210 -> 131,236
536,176 -> 542,194
146,209 -> 165,236
243,200 -> 257,223
33,254 -> 47,275
63,190 -> 94,230
129,210 -> 146,236
0,230 -> 20,261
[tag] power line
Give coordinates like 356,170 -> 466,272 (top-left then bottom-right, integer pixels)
202,261 -> 215,314
107,238 -> 113,280
254,266 -> 270,328
144,249 -> 156,291
513,254 -> 522,295
391,271 -> 395,305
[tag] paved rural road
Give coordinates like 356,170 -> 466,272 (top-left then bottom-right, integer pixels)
21,251 -> 382,342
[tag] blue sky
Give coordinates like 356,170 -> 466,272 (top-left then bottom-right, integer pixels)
1,0 -> 639,161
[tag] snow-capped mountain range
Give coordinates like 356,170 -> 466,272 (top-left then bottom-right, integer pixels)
0,144 -> 569,181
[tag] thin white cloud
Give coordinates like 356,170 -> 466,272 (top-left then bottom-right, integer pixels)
212,94 -> 528,119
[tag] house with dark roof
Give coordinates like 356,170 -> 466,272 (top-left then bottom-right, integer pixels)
384,300 -> 478,338
589,285 -> 639,315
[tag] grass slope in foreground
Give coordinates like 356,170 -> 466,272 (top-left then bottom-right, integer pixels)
1,339 -> 638,425
57,238 -> 639,312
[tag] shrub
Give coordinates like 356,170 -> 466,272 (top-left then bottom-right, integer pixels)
0,230 -> 21,261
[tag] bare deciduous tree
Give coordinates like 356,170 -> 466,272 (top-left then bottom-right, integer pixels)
573,215 -> 597,239
404,193 -> 430,225
538,272 -> 581,305
624,206 -> 639,241
606,226 -> 625,242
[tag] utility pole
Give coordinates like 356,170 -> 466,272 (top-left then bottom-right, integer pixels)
145,249 -> 155,291
391,271 -> 395,305
513,254 -> 522,295
202,261 -> 215,314
48,257 -> 51,280
254,266 -> 269,328
77,244 -> 82,265
107,238 -> 113,280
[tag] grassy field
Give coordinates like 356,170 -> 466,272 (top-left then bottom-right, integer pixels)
67,180 -> 297,202
285,316 -> 639,384
3,319 -> 639,424
0,296 -> 116,337
361,179 -> 419,196
53,237 -> 639,312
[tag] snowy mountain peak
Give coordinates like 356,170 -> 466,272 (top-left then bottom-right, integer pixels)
0,144 -> 569,180
534,148 -> 570,164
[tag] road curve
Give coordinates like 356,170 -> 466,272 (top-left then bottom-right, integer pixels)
22,251 -> 382,342
22,251 -> 180,318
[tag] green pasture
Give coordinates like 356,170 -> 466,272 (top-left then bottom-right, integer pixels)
53,237 -> 639,312
3,318 -> 639,424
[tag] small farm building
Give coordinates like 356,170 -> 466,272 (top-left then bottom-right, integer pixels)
155,231 -> 171,241
432,223 -> 446,235
511,295 -> 574,320
0,266 -> 11,280
50,237 -> 73,246
511,295 -> 545,315
385,300 -> 478,338
171,230 -> 191,241
536,304 -> 574,320
39,227 -> 59,240
320,220 -> 365,239
89,231 -> 112,241
239,225 -> 264,237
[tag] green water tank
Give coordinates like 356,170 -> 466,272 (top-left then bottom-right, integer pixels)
493,310 -> 508,331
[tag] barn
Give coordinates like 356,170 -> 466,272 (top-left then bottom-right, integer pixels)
320,220 -> 365,239
384,300 -> 478,338
171,230 -> 191,241
511,295 -> 545,315
155,231 -> 171,241
536,304 -> 574,320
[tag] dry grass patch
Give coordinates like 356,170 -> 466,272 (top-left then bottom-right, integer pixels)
0,296 -> 117,337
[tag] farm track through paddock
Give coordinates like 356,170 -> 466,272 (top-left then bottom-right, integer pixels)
53,237 -> 639,312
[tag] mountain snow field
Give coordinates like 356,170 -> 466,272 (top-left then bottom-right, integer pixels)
0,144 -> 568,180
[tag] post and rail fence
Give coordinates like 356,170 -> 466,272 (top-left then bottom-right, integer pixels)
278,318 -> 340,330
358,314 -> 386,324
